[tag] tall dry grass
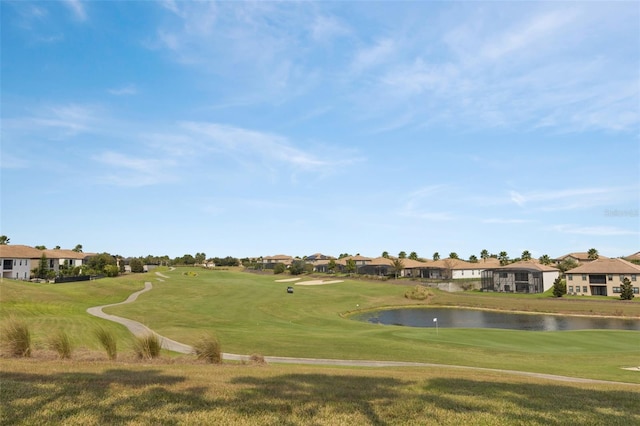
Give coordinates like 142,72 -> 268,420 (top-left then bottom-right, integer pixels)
133,333 -> 162,359
94,327 -> 117,360
192,333 -> 221,364
48,329 -> 73,359
1,316 -> 32,357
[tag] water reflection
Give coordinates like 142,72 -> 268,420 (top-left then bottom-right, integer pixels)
352,308 -> 640,331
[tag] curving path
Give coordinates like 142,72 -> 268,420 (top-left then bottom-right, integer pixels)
86,272 -> 639,386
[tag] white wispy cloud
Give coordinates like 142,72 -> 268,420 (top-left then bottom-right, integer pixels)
350,38 -> 396,75
508,187 -> 637,211
482,218 -> 535,224
93,151 -> 176,187
5,104 -> 101,137
180,122 -> 353,172
311,15 -> 350,42
550,224 -> 639,237
108,84 -> 138,96
62,0 -> 87,21
353,4 -> 638,133
399,185 -> 456,221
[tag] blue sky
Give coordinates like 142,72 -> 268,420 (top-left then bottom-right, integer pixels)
1,1 -> 638,260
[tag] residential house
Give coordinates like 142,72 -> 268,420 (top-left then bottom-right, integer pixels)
304,253 -> 336,273
335,255 -> 372,273
0,245 -> 93,280
625,251 -> 640,264
408,258 -> 500,280
554,252 -> 608,265
481,260 -> 559,293
262,254 -> 294,269
0,245 -> 43,280
565,258 -> 640,296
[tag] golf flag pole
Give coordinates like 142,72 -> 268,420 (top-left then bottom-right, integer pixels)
433,317 -> 438,336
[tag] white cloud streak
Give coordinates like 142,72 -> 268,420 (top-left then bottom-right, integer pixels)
62,0 -> 87,21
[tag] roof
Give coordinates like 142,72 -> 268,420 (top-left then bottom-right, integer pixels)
0,245 -> 94,260
0,244 -> 44,259
625,251 -> 640,261
43,249 -> 93,260
555,252 -> 608,262
568,258 -> 640,275
495,260 -> 559,272
426,258 -> 495,270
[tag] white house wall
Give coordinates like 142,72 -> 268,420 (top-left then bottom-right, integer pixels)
1,258 -> 32,280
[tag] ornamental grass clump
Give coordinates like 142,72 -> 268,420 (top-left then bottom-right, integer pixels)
48,329 -> 72,359
133,333 -> 162,360
404,285 -> 433,301
94,326 -> 117,360
2,316 -> 32,357
192,333 -> 222,364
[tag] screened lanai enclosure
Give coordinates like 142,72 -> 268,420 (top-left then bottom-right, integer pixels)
481,269 -> 545,293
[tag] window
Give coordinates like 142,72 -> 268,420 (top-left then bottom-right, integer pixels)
568,286 -> 573,292
568,274 -> 573,281
632,275 -> 637,282
583,286 -> 587,293
499,273 -> 508,278
613,287 -> 621,293
582,275 -> 587,281
13,260 -> 16,266
620,274 -> 626,281
575,286 -> 580,293
634,287 -> 639,294
607,275 -> 613,281
515,272 -> 528,281
19,260 -> 22,266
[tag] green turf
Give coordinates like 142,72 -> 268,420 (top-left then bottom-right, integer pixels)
2,268 -> 639,383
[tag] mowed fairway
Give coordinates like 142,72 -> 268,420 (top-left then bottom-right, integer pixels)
2,268 -> 640,425
98,268 -> 640,384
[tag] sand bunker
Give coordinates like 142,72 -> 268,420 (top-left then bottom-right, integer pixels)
296,280 -> 344,285
275,278 -> 302,282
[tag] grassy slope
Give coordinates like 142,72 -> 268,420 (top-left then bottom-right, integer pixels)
0,276 -> 146,349
1,359 -> 639,426
2,269 -> 639,383
101,268 -> 640,383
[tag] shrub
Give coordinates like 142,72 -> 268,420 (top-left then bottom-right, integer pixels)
249,353 -> 267,365
620,277 -> 634,300
2,316 -> 31,357
192,333 -> 222,364
552,277 -> 566,298
405,285 -> 433,300
94,327 -> 117,360
48,329 -> 72,359
273,263 -> 286,275
133,333 -> 162,359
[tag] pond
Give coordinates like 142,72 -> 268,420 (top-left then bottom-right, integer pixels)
350,307 -> 640,331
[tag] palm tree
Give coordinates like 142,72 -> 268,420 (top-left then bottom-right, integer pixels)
498,251 -> 509,266
521,250 -> 532,261
433,252 -> 440,261
449,252 -> 459,259
398,251 -> 407,259
469,255 -> 478,263
381,251 -> 389,259
587,248 -> 599,260
0,235 -> 9,245
391,258 -> 405,279
409,251 -> 418,260
480,249 -> 489,262
538,254 -> 552,265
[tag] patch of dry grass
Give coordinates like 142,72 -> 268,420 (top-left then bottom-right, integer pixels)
1,358 -> 638,425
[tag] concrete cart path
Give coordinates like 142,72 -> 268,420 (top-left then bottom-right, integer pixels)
86,279 -> 638,387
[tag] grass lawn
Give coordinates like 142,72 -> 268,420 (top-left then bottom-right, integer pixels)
1,359 -> 639,426
1,268 -> 639,384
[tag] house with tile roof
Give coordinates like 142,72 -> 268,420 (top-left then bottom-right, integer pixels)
0,245 -> 94,280
565,258 -> 640,296
262,254 -> 294,269
481,260 -> 559,293
554,252 -> 608,265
